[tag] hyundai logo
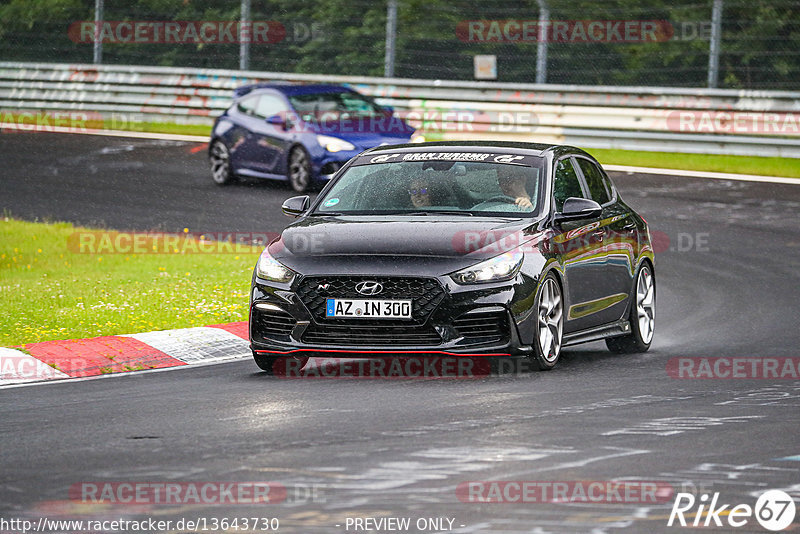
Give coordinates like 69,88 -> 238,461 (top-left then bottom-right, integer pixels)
355,281 -> 383,296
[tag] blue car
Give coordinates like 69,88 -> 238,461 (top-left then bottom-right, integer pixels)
208,84 -> 420,191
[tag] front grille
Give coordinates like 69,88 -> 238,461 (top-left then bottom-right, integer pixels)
254,307 -> 296,340
453,311 -> 508,345
302,322 -> 442,346
296,276 -> 445,325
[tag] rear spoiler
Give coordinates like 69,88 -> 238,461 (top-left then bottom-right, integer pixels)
233,82 -> 291,99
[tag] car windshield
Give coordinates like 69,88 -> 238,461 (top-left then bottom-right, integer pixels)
288,91 -> 384,122
314,152 -> 545,217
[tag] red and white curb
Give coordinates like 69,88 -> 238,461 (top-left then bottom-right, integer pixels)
0,322 -> 250,388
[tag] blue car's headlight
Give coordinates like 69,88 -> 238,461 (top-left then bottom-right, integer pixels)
317,135 -> 355,153
450,249 -> 524,285
256,248 -> 296,283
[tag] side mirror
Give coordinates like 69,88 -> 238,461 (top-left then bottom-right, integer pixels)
554,197 -> 602,223
266,114 -> 287,129
281,195 -> 310,218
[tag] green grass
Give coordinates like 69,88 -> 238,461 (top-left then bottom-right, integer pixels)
128,122 -> 212,136
588,148 -> 800,179
0,218 -> 260,346
0,112 -> 212,137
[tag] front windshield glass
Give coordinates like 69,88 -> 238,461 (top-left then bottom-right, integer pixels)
315,152 -> 545,217
289,91 -> 384,122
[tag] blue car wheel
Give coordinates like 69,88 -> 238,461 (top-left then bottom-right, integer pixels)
288,146 -> 312,192
209,140 -> 234,186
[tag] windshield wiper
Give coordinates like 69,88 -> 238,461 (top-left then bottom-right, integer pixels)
310,210 -> 475,216
412,210 -> 474,216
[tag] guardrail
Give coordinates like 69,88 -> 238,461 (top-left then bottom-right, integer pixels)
2,62 -> 799,158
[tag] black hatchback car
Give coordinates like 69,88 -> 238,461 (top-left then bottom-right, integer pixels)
249,141 -> 655,373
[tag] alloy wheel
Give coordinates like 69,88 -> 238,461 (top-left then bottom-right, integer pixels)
636,266 -> 655,344
210,141 -> 231,185
289,148 -> 310,192
537,277 -> 563,363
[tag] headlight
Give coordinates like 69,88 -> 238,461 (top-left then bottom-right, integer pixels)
450,249 -> 524,284
411,132 -> 426,143
256,248 -> 296,283
317,135 -> 355,153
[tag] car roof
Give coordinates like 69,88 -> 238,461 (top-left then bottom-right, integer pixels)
361,140 -> 589,159
234,83 -> 353,99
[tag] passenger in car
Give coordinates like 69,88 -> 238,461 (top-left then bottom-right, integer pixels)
409,176 -> 432,208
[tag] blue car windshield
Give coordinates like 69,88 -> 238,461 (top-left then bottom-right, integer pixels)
315,155 -> 545,217
289,91 -> 385,122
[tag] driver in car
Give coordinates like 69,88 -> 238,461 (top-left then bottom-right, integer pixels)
472,166 -> 534,212
408,176 -> 432,208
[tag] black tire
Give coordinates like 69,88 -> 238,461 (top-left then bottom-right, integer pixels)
253,352 -> 309,375
528,272 -> 564,371
288,146 -> 312,192
606,262 -> 655,354
209,140 -> 235,185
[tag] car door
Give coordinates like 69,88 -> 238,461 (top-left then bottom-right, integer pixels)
552,156 -> 610,332
575,157 -> 638,323
225,94 -> 258,171
237,92 -> 292,176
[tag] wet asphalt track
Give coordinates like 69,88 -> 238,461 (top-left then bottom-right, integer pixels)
1,132 -> 800,533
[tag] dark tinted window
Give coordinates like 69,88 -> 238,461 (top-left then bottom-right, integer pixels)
577,158 -> 611,205
315,158 -> 545,217
553,158 -> 585,211
600,169 -> 615,199
289,91 -> 383,121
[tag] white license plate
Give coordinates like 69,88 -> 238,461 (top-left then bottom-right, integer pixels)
325,298 -> 412,319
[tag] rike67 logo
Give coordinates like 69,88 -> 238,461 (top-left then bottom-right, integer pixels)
668,490 -> 796,531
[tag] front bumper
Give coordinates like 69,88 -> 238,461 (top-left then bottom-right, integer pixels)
312,149 -> 360,181
249,274 -> 533,359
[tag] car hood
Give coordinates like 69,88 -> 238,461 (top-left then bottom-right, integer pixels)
306,114 -> 415,148
269,215 -> 543,276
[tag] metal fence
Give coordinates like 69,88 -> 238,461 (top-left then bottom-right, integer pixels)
2,62 -> 800,158
1,0 -> 800,90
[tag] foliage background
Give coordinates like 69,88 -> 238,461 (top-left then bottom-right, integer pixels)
1,0 -> 799,88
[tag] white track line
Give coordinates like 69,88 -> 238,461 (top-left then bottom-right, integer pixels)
3,124 -> 797,184
0,356 -> 251,390
0,122 -> 207,142
604,164 -> 799,185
